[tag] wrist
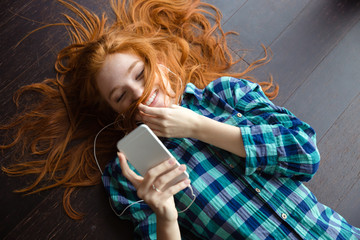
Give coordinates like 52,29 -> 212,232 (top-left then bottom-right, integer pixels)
156,215 -> 178,225
156,216 -> 181,239
190,113 -> 205,139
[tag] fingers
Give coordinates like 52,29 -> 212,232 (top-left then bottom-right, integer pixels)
141,175 -> 190,205
161,177 -> 191,198
137,158 -> 190,200
136,104 -> 163,128
141,158 -> 178,190
138,103 -> 166,117
152,163 -> 187,191
137,104 -> 175,136
118,151 -> 191,218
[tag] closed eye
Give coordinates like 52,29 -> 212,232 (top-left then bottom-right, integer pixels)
136,69 -> 144,81
116,92 -> 125,103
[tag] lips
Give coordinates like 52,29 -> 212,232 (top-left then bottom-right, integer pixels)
145,90 -> 157,106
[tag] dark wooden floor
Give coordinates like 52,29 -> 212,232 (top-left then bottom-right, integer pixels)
1,0 -> 359,239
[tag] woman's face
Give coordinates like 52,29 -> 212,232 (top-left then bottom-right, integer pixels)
96,52 -> 175,113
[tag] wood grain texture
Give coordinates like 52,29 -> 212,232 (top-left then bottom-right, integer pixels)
1,1 -> 133,239
203,0 -> 246,24
0,0 -> 111,92
306,93 -> 360,227
1,0 -> 360,239
335,173 -> 360,227
0,49 -> 64,240
4,186 -> 133,240
222,0 -> 310,64
283,19 -> 360,139
0,0 -> 35,28
250,0 -> 360,106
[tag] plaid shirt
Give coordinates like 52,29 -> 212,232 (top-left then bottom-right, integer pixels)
102,77 -> 360,239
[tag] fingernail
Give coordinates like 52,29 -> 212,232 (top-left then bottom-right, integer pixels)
168,159 -> 175,165
184,179 -> 191,185
178,165 -> 185,171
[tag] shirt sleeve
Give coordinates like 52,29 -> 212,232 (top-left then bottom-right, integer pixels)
102,157 -> 157,239
214,77 -> 320,182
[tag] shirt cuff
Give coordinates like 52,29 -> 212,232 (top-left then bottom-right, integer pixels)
240,125 -> 278,176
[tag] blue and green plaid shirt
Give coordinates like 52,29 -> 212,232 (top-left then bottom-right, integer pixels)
102,77 -> 360,239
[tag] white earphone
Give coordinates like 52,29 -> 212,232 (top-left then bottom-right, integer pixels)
93,63 -> 196,216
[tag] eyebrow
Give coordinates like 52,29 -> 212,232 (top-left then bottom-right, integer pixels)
108,60 -> 140,100
127,60 -> 140,75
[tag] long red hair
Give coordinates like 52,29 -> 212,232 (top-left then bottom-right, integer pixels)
1,0 -> 278,219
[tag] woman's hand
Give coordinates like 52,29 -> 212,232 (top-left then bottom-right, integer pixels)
118,152 -> 190,222
137,103 -> 201,138
138,103 -> 246,158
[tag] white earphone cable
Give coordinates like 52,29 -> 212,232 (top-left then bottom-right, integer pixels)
93,66 -> 196,216
93,121 -> 116,175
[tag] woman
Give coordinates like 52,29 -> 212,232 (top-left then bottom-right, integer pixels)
1,0 -> 359,239
99,56 -> 359,239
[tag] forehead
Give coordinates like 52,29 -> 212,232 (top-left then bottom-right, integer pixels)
97,52 -> 141,81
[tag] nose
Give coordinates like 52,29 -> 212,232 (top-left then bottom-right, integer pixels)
129,81 -> 144,100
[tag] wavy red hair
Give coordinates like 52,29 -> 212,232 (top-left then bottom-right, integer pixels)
1,0 -> 278,219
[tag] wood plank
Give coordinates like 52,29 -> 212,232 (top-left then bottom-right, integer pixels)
0,167 -> 50,240
0,1 -> 64,235
306,93 -> 360,227
200,0 -> 250,73
335,177 -> 360,228
0,0 -> 111,92
250,0 -> 360,106
0,0 -> 35,28
0,47 -> 69,240
222,0 -> 310,64
0,0 -> 114,238
4,186 -> 133,240
203,0 -> 246,25
283,18 -> 360,138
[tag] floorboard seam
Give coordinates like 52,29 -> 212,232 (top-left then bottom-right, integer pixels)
3,189 -> 61,240
279,18 -> 360,107
318,91 -> 360,145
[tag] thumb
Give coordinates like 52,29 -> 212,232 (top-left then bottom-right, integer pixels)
117,152 -> 143,188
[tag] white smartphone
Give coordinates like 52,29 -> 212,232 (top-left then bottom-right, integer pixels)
117,124 -> 189,187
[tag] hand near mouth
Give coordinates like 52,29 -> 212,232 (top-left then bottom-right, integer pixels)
137,103 -> 201,139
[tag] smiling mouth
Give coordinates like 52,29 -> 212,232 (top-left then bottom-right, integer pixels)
145,90 -> 158,106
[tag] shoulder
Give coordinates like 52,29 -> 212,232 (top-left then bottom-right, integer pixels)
185,77 -> 258,94
183,77 -> 263,104
206,77 -> 259,94
204,77 -> 264,104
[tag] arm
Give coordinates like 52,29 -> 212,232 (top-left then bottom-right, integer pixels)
102,153 -> 189,239
156,217 -> 181,240
229,79 -> 320,181
138,103 -> 246,158
117,152 -> 189,240
138,77 -> 320,181
191,114 -> 246,158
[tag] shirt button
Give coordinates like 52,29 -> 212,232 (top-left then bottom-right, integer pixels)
229,164 -> 235,168
255,188 -> 261,193
256,167 -> 262,172
281,213 -> 288,220
236,113 -> 242,117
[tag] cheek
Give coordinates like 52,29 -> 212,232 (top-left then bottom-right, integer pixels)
110,103 -> 120,113
158,73 -> 174,94
110,101 -> 128,114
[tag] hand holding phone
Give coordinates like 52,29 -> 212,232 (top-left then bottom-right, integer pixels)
116,124 -> 189,187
